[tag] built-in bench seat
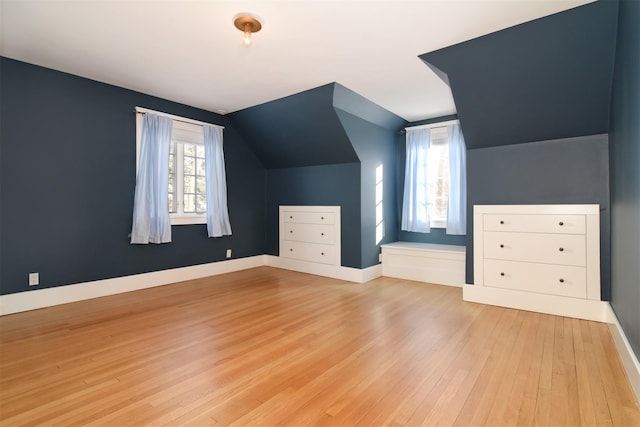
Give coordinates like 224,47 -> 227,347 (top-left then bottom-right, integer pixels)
380,242 -> 466,287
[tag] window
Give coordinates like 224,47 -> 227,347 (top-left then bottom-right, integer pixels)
168,121 -> 209,224
132,108 -> 231,244
426,127 -> 450,228
136,114 -> 207,225
401,122 -> 466,235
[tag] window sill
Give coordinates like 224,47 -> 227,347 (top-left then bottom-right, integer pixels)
171,215 -> 207,226
430,219 -> 447,229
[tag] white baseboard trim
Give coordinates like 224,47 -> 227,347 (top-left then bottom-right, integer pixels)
606,304 -> 640,405
361,264 -> 384,283
264,255 -> 382,283
462,284 -> 609,322
0,255 -> 385,315
0,255 -> 267,316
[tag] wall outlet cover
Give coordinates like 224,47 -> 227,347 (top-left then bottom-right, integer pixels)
29,272 -> 39,286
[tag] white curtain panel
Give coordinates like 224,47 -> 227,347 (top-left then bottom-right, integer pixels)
446,124 -> 467,235
203,125 -> 232,237
131,113 -> 173,244
401,128 -> 431,233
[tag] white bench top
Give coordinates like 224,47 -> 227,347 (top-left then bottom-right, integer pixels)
380,242 -> 466,253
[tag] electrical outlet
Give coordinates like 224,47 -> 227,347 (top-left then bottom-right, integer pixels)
29,272 -> 39,286
226,249 -> 232,258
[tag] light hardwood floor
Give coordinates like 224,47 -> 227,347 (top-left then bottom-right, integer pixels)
1,266 -> 638,426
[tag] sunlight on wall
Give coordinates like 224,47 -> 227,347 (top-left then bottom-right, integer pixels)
376,164 -> 384,244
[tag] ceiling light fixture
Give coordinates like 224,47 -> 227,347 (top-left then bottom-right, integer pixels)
233,13 -> 262,47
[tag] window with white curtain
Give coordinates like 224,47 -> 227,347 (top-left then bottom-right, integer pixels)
401,122 -> 466,235
136,109 -> 231,237
136,114 -> 207,225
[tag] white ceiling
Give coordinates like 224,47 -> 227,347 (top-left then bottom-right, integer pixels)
0,0 -> 594,122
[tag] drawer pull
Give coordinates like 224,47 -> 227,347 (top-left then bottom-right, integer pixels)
500,272 -> 505,276
559,247 -> 564,252
559,221 -> 564,226
289,215 -> 293,219
559,278 -> 565,283
321,216 -> 324,220
289,248 -> 293,252
321,252 -> 325,256
500,244 -> 504,248
289,230 -> 293,233
321,232 -> 324,236
500,220 -> 504,224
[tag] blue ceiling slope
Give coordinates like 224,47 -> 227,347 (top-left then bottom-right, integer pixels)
332,83 -> 406,131
229,83 -> 359,169
419,0 -> 618,150
229,82 -> 405,169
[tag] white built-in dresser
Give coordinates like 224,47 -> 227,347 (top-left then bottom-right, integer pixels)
466,204 -> 604,320
279,206 -> 341,266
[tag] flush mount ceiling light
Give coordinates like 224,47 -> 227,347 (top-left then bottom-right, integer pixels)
233,13 -> 262,47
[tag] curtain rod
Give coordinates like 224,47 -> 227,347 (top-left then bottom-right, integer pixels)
135,106 -> 224,130
405,119 -> 459,132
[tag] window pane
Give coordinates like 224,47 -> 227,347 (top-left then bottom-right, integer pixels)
184,194 -> 195,213
168,193 -> 175,213
196,158 -> 206,176
183,143 -> 195,156
427,138 -> 450,223
196,145 -> 205,158
184,175 -> 195,194
184,156 -> 194,174
196,195 -> 207,213
168,174 -> 174,193
196,176 -> 206,194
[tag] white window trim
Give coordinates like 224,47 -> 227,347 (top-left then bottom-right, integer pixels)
135,107 -> 222,226
430,219 -> 447,229
171,215 -> 207,225
171,139 -> 207,225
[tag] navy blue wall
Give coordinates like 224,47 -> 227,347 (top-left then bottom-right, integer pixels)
229,84 -> 359,169
420,0 -> 618,150
395,115 -> 466,246
609,0 -> 640,359
0,58 -> 266,295
336,110 -> 399,268
466,135 -> 611,299
265,164 -> 361,268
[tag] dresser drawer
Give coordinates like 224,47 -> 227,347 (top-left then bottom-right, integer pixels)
484,214 -> 585,234
282,223 -> 335,245
280,241 -> 336,265
484,231 -> 586,266
282,211 -> 335,225
484,259 -> 587,298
